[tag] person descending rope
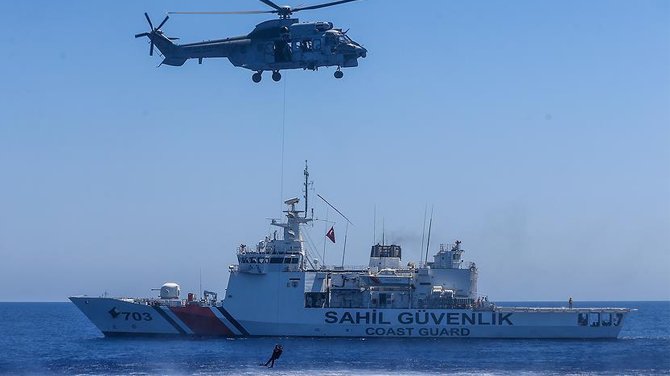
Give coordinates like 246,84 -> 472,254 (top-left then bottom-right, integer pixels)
262,344 -> 283,368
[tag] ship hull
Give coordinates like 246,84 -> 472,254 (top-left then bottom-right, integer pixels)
70,297 -> 627,339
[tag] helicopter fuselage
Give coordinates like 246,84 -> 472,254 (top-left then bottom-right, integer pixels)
147,18 -> 366,80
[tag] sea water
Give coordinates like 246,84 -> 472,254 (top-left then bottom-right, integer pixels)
0,301 -> 667,375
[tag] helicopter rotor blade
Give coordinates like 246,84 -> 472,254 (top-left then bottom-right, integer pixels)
135,32 -> 150,38
156,15 -> 169,30
150,41 -> 154,56
292,0 -> 358,12
169,10 -> 272,15
259,0 -> 283,11
168,0 -> 358,20
144,12 -> 154,30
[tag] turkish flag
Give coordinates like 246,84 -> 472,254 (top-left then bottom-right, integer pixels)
326,226 -> 335,243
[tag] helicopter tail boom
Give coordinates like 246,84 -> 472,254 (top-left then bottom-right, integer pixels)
161,57 -> 188,66
135,30 -> 188,66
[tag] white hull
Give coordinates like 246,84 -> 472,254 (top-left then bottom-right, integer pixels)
70,297 -> 627,339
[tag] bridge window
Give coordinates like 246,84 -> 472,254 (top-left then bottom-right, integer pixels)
283,257 -> 299,264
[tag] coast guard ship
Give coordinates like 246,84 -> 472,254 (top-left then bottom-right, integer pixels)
70,165 -> 631,338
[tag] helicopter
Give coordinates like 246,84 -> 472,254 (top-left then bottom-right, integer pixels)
135,0 -> 367,83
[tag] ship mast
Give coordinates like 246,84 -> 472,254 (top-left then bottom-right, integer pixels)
304,160 -> 309,219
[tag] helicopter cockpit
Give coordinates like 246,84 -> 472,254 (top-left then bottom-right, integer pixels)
338,34 -> 353,44
324,30 -> 366,60
324,30 -> 354,49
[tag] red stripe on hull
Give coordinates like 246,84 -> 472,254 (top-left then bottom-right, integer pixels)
170,306 -> 234,336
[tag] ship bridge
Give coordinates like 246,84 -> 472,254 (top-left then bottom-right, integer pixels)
235,197 -> 311,274
235,163 -> 312,274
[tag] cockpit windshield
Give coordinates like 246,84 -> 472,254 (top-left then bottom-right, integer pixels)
338,35 -> 352,44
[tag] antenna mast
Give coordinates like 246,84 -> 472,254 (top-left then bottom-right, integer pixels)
424,206 -> 433,265
341,222 -> 349,268
373,205 -> 376,244
304,160 -> 309,218
420,204 -> 427,266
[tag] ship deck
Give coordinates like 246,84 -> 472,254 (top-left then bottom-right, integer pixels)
496,306 -> 633,313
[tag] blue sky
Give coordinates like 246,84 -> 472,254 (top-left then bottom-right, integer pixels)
0,0 -> 668,301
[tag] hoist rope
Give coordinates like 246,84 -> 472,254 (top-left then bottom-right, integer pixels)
279,74 -> 287,218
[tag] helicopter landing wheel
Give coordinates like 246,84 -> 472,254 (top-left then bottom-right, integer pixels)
272,71 -> 282,82
334,69 -> 344,79
252,72 -> 262,83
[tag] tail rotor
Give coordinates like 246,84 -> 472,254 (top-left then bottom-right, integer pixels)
135,13 -> 171,56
